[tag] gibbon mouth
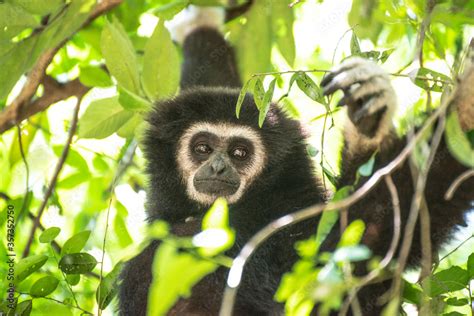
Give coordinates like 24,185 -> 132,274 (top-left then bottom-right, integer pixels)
194,178 -> 239,195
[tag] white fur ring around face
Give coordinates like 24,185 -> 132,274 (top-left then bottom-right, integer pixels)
166,5 -> 225,44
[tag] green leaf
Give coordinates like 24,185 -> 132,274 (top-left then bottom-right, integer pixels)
356,50 -> 380,60
92,155 -> 109,174
189,0 -> 226,5
78,96 -> 134,139
30,276 -> 60,297
30,299 -> 73,315
148,242 -> 218,315
380,48 -> 395,63
272,0 -> 295,66
118,86 -> 152,112
9,115 -> 38,164
295,72 -> 325,105
402,280 -> 422,305
307,144 -> 318,157
333,245 -> 371,263
202,198 -> 229,230
101,18 -> 141,94
286,72 -> 299,95
14,299 -> 32,316
235,0 -> 272,81
310,186 -> 352,257
114,213 -> 133,248
411,68 -> 453,92
8,0 -> 64,16
252,77 -> 265,110
467,252 -> 474,278
16,255 -> 48,282
142,19 -> 180,101
40,0 -> 94,48
236,78 -> 252,118
148,220 -> 170,240
0,3 -> 38,38
322,165 -> 338,187
59,253 -> 98,274
52,147 -> 89,171
358,152 -> 376,177
117,114 -> 144,139
445,111 -> 474,168
0,33 -> 37,100
65,274 -> 80,286
96,262 -> 124,310
0,0 -> 93,100
79,66 -> 113,88
337,219 -> 365,247
153,0 -> 188,20
445,297 -> 468,306
423,266 -> 469,297
312,212 -> 340,257
57,171 -> 90,189
61,230 -> 91,256
318,261 -> 342,283
350,31 -> 361,54
443,312 -> 466,316
197,198 -> 234,256
258,78 -> 276,127
39,227 -> 61,243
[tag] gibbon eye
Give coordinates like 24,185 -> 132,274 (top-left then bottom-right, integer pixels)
231,146 -> 248,160
194,143 -> 212,155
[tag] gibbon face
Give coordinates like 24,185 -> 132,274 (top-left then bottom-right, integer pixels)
176,122 -> 266,205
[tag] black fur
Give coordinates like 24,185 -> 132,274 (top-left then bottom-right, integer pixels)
118,27 -> 474,315
120,86 -> 325,315
180,27 -> 241,89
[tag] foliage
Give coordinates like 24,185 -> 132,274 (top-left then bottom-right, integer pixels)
0,0 -> 473,315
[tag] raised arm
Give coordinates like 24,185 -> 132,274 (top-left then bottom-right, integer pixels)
169,6 -> 241,89
322,58 -> 474,314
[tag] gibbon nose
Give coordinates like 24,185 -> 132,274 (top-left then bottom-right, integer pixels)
210,155 -> 226,174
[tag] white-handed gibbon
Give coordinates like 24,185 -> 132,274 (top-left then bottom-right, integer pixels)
119,6 -> 474,316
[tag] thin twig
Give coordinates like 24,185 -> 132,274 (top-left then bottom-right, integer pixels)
414,0 -> 436,67
106,140 -> 138,192
320,113 -> 329,190
48,244 -> 81,309
250,69 -> 453,85
332,27 -> 357,66
338,174 -> 402,315
97,197 -> 114,316
444,169 -> 474,200
16,125 -> 31,218
289,0 -> 304,8
219,93 -> 454,316
98,139 -> 138,315
17,292 -> 93,315
437,234 -> 474,265
389,73 -> 453,85
418,196 -> 432,280
389,102 -> 446,308
22,94 -> 84,258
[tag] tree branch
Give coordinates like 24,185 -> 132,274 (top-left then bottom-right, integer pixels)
22,92 -> 85,258
219,89 -> 456,316
218,54 -> 474,313
338,174 -> 402,316
445,170 -> 474,200
0,0 -> 122,134
0,77 -> 89,134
